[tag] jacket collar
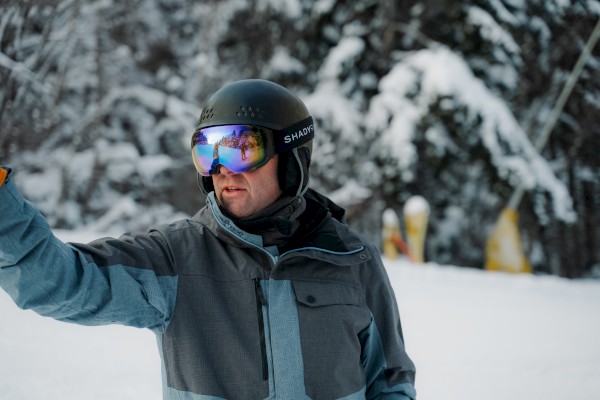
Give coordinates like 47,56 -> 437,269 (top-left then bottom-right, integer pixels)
191,190 -> 366,259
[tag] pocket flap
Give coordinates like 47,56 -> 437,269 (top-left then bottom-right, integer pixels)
292,280 -> 362,307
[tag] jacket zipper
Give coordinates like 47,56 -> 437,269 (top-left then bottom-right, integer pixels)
254,278 -> 268,380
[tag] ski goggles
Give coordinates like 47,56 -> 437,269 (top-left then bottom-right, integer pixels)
191,117 -> 314,176
191,125 -> 274,176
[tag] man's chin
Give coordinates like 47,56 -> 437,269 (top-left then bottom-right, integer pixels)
221,202 -> 253,219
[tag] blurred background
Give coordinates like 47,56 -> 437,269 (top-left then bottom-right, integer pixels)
1,0 -> 599,278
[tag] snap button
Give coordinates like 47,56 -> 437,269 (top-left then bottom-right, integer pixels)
306,295 -> 316,304
359,253 -> 367,260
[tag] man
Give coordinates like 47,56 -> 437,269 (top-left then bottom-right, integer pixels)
0,79 -> 416,399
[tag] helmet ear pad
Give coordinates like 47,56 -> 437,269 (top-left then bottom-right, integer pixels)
198,174 -> 214,196
278,145 -> 311,196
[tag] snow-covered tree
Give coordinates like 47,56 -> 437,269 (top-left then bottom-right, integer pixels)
1,0 -> 598,277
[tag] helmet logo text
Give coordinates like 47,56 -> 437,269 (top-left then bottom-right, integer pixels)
284,124 -> 314,144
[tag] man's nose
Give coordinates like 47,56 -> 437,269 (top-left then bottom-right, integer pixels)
218,165 -> 237,175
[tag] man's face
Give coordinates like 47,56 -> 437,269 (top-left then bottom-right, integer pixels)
212,156 -> 282,218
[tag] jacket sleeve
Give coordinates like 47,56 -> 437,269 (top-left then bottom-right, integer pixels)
360,244 -> 417,400
0,173 -> 177,333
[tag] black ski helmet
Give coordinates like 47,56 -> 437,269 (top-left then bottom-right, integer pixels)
193,79 -> 314,196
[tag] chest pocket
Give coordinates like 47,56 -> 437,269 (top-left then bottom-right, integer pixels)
291,280 -> 370,399
292,280 -> 362,307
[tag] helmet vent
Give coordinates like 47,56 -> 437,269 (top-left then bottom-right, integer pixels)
199,108 -> 215,121
236,105 -> 263,119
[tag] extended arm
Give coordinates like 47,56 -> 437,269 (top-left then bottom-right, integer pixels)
0,169 -> 177,332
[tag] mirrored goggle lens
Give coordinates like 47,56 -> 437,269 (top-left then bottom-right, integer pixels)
191,125 -> 271,176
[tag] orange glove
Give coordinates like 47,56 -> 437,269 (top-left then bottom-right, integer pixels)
0,168 -> 7,188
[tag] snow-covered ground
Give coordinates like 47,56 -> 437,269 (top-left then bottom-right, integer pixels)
1,230 -> 599,400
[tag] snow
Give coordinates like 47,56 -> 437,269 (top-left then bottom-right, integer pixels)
138,154 -> 175,183
467,6 -> 520,54
264,47 -> 306,77
1,229 -> 599,400
312,0 -> 336,16
305,83 -> 362,144
367,46 -> 576,222
327,179 -> 372,209
391,262 -> 600,400
318,36 -> 365,80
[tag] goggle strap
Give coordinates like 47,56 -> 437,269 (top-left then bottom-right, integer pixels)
273,116 -> 314,154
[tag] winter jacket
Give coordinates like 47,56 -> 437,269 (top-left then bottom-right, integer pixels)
0,170 -> 416,400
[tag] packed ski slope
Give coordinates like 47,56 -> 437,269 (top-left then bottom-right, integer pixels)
1,229 -> 599,400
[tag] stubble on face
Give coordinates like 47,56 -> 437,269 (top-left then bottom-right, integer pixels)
212,157 -> 282,219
